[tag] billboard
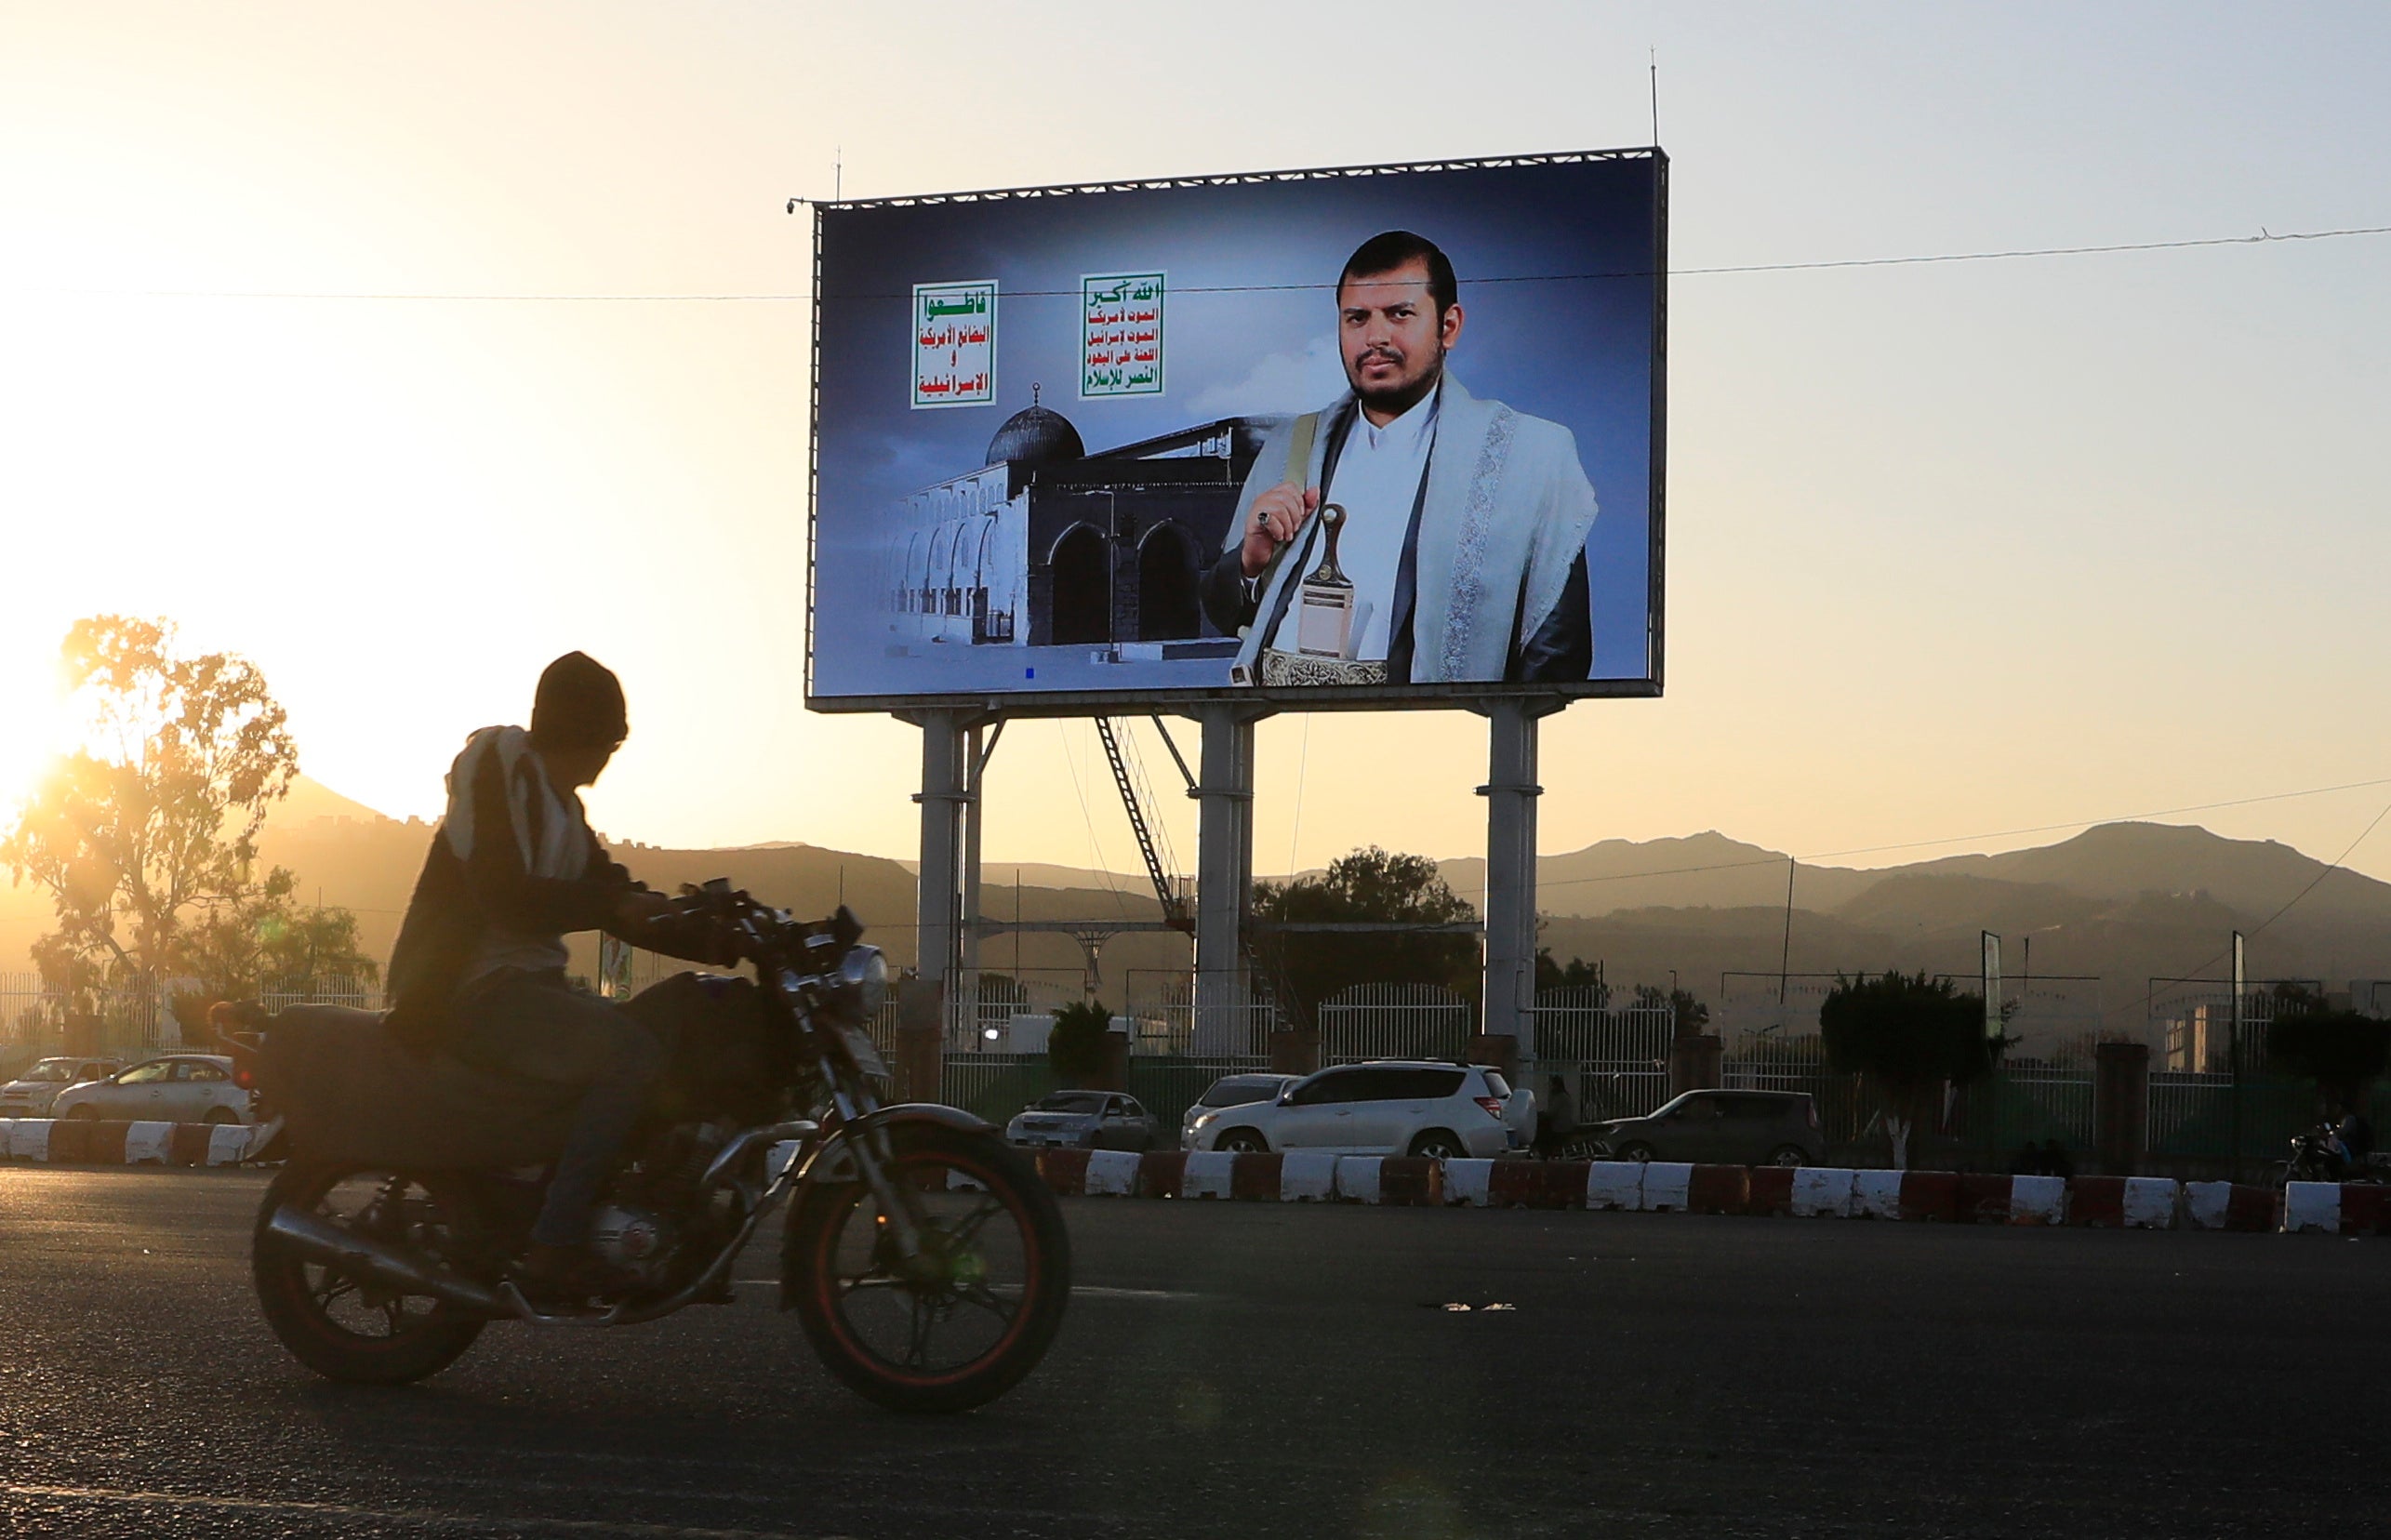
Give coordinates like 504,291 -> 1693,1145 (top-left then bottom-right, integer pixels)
807,150 -> 1666,712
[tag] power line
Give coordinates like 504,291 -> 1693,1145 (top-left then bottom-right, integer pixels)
23,222 -> 2390,304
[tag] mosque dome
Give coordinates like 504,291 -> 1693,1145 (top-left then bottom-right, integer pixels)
985,387 -> 1084,468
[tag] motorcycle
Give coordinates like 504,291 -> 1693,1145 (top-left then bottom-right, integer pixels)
215,884 -> 1069,1414
2275,1125 -> 2391,1187
2278,1125 -> 2350,1185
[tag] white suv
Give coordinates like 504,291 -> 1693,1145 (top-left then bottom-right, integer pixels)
1183,1061 -> 1533,1160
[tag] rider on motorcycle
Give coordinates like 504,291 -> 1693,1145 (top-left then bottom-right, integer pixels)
383,651 -> 715,1294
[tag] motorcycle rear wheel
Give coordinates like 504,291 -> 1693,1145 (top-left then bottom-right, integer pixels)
786,1123 -> 1069,1414
252,1162 -> 488,1385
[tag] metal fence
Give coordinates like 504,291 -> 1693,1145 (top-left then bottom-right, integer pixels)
1119,970 -> 1280,1058
1532,989 -> 1672,1121
0,970 -> 392,1072
1320,983 -> 1476,1064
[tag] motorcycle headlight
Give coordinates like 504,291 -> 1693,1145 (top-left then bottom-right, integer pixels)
838,946 -> 889,1016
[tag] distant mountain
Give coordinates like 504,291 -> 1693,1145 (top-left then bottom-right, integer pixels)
269,774 -> 393,829
1442,831 -> 1878,918
1899,821 -> 2391,923
9,774 -> 2387,1033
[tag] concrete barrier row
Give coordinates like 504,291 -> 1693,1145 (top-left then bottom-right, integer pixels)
10,1122 -> 2377,1237
1029,1150 -> 2384,1234
1,1117 -> 256,1167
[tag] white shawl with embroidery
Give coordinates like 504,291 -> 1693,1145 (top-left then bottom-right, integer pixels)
1224,375 -> 1598,684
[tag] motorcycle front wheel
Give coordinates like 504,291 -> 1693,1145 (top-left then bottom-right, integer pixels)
252,1162 -> 489,1385
784,1122 -> 1069,1414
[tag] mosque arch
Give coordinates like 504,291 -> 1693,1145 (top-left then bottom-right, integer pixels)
1047,523 -> 1111,646
1136,522 -> 1202,641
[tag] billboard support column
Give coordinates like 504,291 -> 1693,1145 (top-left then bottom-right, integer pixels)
1478,697 -> 1565,1061
959,722 -> 1003,979
1189,704 -> 1269,1055
901,708 -> 993,1032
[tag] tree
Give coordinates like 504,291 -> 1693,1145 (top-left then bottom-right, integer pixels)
1251,847 -> 1478,1031
1819,971 -> 1994,1169
1631,982 -> 1710,1037
2,617 -> 299,1004
1534,949 -> 1608,1000
2265,982 -> 2389,1111
179,867 -> 381,1000
1048,1000 -> 1113,1087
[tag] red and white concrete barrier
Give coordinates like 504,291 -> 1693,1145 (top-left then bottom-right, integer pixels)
2184,1181 -> 2279,1231
1790,1167 -> 1855,1217
2284,1181 -> 2340,1233
1,1118 -> 252,1166
1853,1169 -> 1904,1219
2011,1174 -> 2068,1225
1585,1161 -> 1641,1210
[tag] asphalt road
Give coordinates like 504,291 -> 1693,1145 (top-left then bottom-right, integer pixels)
0,1165 -> 2383,1538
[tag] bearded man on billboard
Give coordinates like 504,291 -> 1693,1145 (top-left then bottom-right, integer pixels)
1200,230 -> 1599,687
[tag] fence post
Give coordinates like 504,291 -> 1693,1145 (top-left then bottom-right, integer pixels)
1667,1033 -> 1723,1097
2094,1040 -> 2150,1176
1269,1027 -> 1319,1076
1467,1033 -> 1520,1085
894,976 -> 945,1104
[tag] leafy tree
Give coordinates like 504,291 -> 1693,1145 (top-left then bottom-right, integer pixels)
1820,971 -> 1994,1169
1534,949 -> 1608,1000
1631,982 -> 1711,1036
1048,999 -> 1113,1086
179,867 -> 381,1000
2265,982 -> 2389,1110
2,617 -> 299,1004
1251,847 -> 1478,1031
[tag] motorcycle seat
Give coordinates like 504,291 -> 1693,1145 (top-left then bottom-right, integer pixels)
263,1004 -> 582,1169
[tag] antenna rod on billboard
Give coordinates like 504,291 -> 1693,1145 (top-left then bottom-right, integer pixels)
1649,48 -> 1659,144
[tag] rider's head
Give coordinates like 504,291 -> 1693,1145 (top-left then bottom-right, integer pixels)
529,651 -> 628,789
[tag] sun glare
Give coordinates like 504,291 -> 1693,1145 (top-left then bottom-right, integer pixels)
0,664 -> 62,821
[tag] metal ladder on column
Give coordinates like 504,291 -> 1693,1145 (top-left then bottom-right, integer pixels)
1094,717 -> 1191,932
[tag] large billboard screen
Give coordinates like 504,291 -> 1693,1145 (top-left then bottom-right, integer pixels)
807,149 -> 1665,712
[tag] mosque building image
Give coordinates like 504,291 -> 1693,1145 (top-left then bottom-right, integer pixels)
883,392 -> 1269,659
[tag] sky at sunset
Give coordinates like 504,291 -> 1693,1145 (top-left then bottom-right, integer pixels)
5,2 -> 2387,891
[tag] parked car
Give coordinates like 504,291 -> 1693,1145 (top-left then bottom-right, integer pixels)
1005,1090 -> 1161,1152
1184,1061 -> 1533,1160
48,1055 -> 252,1125
0,1057 -> 125,1118
1580,1089 -> 1823,1167
1180,1071 -> 1296,1146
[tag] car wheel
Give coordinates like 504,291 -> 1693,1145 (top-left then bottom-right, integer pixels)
205,1107 -> 240,1126
1615,1141 -> 1658,1163
64,1104 -> 100,1121
1216,1129 -> 1269,1154
1765,1145 -> 1807,1168
1408,1130 -> 1468,1162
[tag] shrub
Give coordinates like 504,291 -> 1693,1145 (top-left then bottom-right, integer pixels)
1048,1000 -> 1113,1086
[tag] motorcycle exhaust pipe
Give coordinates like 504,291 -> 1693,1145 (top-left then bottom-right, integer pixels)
263,1204 -> 505,1316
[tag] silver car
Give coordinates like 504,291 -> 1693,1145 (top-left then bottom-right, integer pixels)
1005,1091 -> 1161,1152
0,1056 -> 124,1118
1180,1072 -> 1296,1147
50,1055 -> 252,1125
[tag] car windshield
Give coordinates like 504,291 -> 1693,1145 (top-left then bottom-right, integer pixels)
1033,1093 -> 1108,1114
1200,1079 -> 1284,1109
17,1060 -> 73,1083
